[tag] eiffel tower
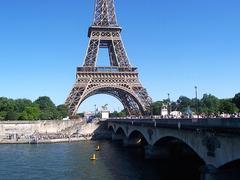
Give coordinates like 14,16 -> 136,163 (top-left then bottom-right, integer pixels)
66,0 -> 152,116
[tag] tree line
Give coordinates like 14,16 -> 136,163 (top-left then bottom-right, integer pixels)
151,92 -> 240,116
1,92 -> 240,120
110,92 -> 240,117
0,96 -> 68,121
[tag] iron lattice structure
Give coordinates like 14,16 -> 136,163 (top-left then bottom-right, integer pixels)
66,0 -> 152,116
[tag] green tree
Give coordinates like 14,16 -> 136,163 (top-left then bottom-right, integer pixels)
219,99 -> 238,114
110,111 -> 119,117
34,96 -> 58,120
110,110 -> 127,117
0,98 -> 17,120
34,96 -> 56,110
23,105 -> 40,120
170,102 -> 178,111
0,96 -> 69,121
118,110 -> 127,117
38,111 -> 49,120
18,111 -> 29,120
0,111 -> 7,120
57,104 -> 69,119
151,101 -> 162,115
13,99 -> 39,120
5,111 -> 19,120
14,99 -> 32,112
0,97 -> 15,112
200,94 -> 219,115
176,96 -> 192,112
233,93 -> 240,111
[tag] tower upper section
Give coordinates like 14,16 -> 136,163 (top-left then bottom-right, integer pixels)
92,0 -> 118,27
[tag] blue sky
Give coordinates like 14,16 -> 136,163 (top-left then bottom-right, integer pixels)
0,0 -> 240,112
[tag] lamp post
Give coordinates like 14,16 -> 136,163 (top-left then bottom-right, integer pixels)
94,104 -> 97,116
195,86 -> 198,117
151,104 -> 153,117
168,93 -> 171,115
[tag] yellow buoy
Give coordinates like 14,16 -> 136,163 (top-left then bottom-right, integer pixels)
90,153 -> 97,160
96,145 -> 100,151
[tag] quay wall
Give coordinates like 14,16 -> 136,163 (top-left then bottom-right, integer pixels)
0,120 -> 82,136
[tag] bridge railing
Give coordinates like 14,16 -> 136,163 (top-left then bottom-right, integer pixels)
108,117 -> 240,132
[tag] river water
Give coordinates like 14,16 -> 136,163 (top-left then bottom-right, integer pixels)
0,141 -> 202,180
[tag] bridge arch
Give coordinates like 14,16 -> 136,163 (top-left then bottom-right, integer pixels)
108,125 -> 114,132
154,136 -> 204,161
219,159 -> 240,170
148,129 -> 209,162
153,136 -> 205,178
128,130 -> 148,146
116,127 -> 127,137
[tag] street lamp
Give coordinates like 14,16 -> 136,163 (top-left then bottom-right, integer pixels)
151,104 -> 153,117
94,104 -> 97,116
195,86 -> 198,117
168,93 -> 171,115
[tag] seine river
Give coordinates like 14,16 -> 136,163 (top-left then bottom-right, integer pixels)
0,141 -> 203,180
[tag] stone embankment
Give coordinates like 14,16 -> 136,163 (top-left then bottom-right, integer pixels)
0,119 -> 109,144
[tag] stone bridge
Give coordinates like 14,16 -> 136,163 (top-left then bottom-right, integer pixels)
108,118 -> 240,172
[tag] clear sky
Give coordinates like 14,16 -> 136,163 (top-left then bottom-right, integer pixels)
0,0 -> 240,113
